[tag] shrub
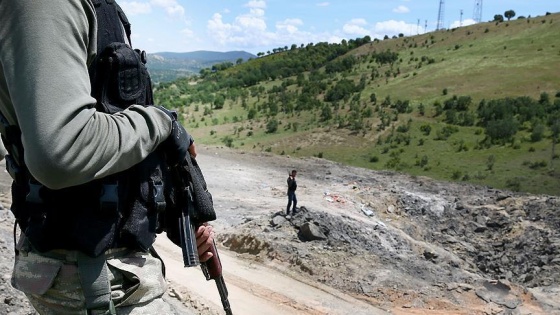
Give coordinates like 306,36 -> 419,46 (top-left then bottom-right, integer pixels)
451,170 -> 462,180
506,177 -> 521,191
266,119 -> 279,133
222,136 -> 234,148
420,124 -> 432,136
486,155 -> 495,171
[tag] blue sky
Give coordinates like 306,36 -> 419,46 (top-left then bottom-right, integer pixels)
119,0 -> 558,55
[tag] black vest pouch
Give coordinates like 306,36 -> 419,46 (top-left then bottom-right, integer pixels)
93,42 -> 153,114
119,151 -> 167,251
19,180 -> 119,257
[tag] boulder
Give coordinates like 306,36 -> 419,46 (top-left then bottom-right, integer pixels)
299,222 -> 327,241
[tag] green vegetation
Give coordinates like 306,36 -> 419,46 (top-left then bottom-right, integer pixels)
153,13 -> 560,196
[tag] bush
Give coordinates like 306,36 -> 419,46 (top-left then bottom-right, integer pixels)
506,177 -> 521,191
266,119 -> 279,133
222,136 -> 234,148
451,170 -> 462,180
531,124 -> 545,142
420,124 -> 432,136
416,155 -> 429,168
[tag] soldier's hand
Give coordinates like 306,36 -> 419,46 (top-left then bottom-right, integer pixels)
188,141 -> 197,158
195,223 -> 214,262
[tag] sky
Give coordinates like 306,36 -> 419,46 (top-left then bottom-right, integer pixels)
119,0 -> 559,55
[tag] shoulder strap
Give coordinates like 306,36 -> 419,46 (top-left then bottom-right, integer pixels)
91,0 -> 130,53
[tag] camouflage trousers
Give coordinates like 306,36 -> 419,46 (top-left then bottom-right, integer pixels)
11,238 -> 180,315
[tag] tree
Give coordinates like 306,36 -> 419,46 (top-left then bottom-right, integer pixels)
504,10 -> 516,21
320,105 -> 332,122
485,117 -> 519,143
494,14 -> 504,22
213,94 -> 225,109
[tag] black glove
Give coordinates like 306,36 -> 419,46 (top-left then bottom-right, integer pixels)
157,106 -> 193,166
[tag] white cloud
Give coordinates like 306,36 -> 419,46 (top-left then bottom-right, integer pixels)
205,1 -> 419,53
342,19 -> 369,36
236,9 -> 267,30
370,20 -> 418,38
393,5 -> 410,14
151,0 -> 184,17
207,13 -> 233,45
207,4 -> 273,49
276,18 -> 303,34
245,0 -> 266,9
120,0 -> 183,17
120,1 -> 152,15
316,2 -> 330,7
450,18 -> 477,28
348,18 -> 368,26
180,28 -> 194,37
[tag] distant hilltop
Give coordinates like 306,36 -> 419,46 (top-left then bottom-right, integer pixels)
146,50 -> 257,83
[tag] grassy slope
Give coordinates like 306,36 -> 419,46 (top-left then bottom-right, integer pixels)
180,14 -> 560,195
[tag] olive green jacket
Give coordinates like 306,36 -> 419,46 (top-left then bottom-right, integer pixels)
0,0 -> 172,189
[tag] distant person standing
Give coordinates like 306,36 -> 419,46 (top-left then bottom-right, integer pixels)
287,170 -> 298,215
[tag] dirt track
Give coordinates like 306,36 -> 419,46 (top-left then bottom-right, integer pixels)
155,237 -> 388,315
154,147 -> 390,314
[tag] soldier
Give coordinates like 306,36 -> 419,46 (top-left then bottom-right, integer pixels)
0,0 -> 214,313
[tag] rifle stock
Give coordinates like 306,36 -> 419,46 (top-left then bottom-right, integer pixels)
201,241 -> 232,315
175,162 -> 233,315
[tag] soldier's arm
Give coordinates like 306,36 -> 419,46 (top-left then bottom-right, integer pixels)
0,0 -> 172,189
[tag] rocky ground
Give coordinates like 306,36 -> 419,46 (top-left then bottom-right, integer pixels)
0,146 -> 559,314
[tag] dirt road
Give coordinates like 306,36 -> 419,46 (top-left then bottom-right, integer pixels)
155,147 -> 389,314
155,237 -> 388,315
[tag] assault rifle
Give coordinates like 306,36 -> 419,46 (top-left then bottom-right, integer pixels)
173,156 -> 233,315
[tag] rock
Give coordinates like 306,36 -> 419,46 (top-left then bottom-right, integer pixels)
271,215 -> 287,227
361,206 -> 374,216
423,250 -> 438,261
475,280 -> 521,310
299,222 -> 327,241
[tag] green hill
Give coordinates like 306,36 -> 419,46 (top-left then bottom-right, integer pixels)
154,13 -> 560,196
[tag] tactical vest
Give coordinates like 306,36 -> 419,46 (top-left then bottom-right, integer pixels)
1,0 -> 167,257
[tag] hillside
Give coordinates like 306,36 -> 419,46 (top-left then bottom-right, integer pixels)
147,50 -> 256,83
154,12 -> 560,196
